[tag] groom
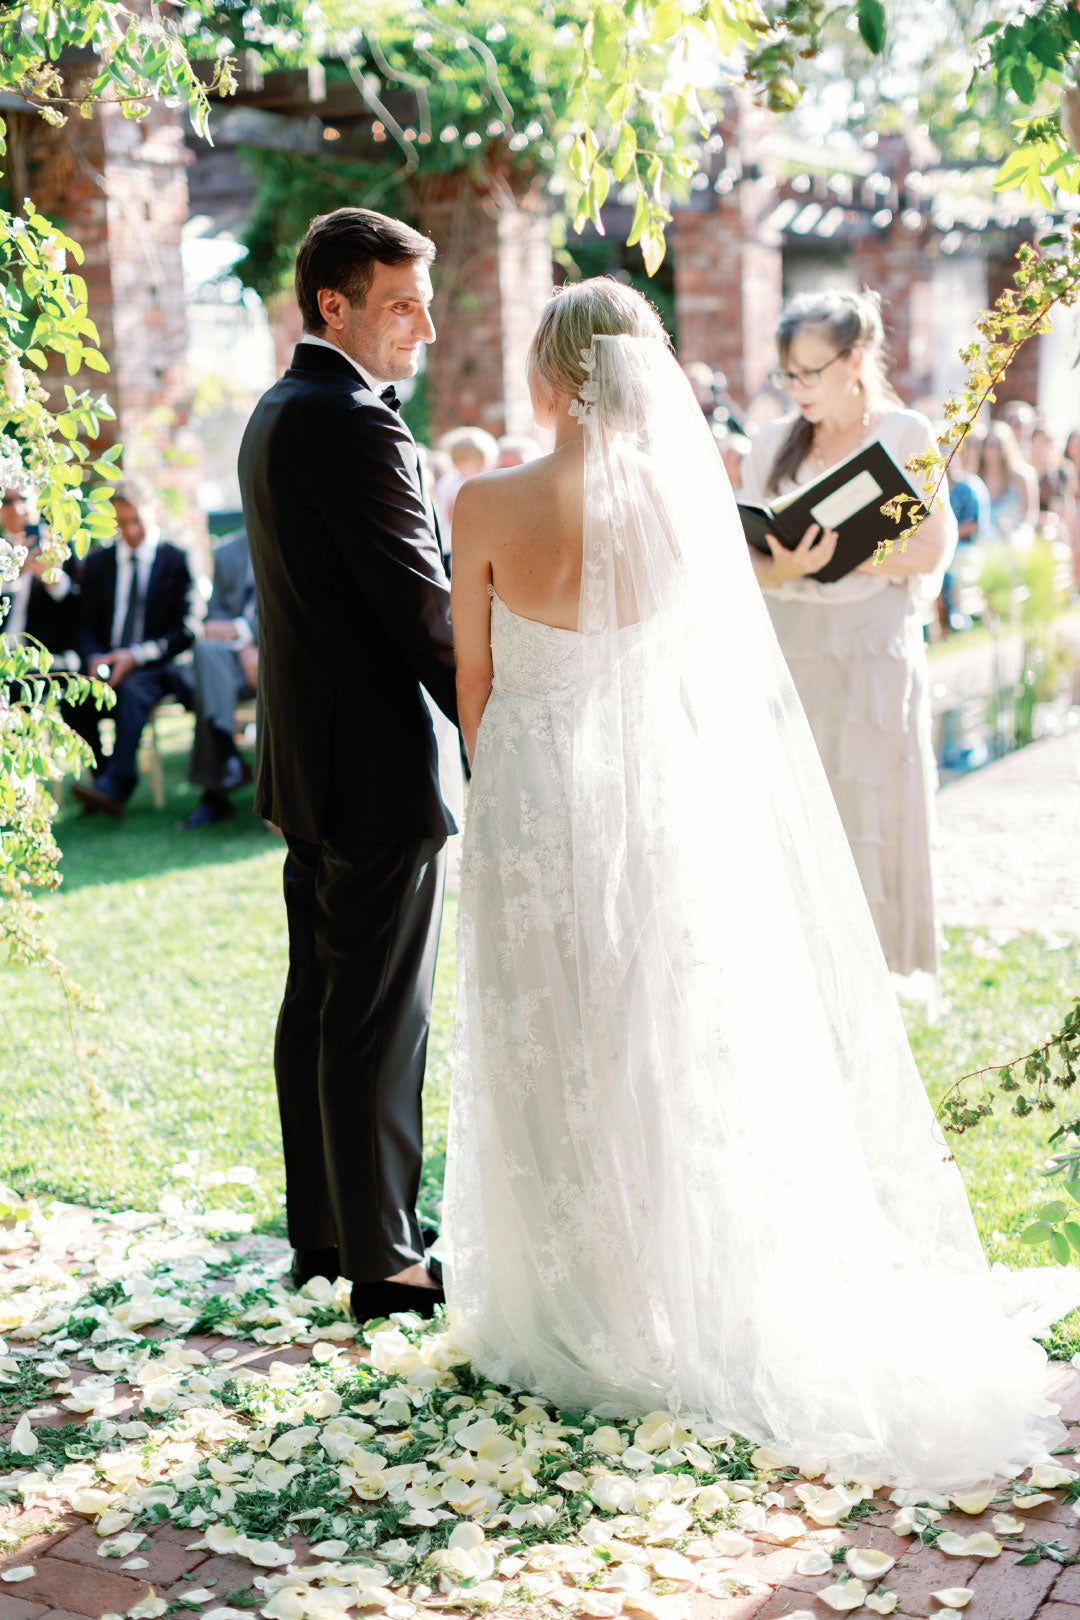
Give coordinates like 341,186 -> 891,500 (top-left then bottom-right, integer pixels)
238,207 -> 461,1321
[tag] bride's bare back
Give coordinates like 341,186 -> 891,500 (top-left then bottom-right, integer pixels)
451,439 -> 585,761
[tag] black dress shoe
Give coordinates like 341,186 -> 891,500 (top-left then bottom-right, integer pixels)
351,1275 -> 444,1323
71,777 -> 127,818
179,795 -> 235,829
291,1245 -> 340,1289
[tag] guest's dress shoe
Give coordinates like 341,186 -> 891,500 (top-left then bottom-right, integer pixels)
71,774 -> 128,818
351,1273 -> 444,1323
180,794 -> 235,829
291,1245 -> 340,1290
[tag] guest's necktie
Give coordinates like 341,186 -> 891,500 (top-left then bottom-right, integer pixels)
380,385 -> 401,413
119,559 -> 144,647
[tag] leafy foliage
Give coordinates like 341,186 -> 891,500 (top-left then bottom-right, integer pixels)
0,3 -> 232,996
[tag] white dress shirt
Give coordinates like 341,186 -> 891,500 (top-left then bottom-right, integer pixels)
298,332 -> 386,395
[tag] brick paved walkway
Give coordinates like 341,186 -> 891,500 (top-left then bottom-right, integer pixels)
3,1209 -> 1080,1620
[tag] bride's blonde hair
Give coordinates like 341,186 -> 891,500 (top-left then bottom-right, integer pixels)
527,277 -> 669,402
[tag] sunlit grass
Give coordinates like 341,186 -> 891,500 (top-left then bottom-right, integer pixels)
2,717 -> 1077,1346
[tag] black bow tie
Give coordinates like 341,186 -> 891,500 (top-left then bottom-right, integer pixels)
380,385 -> 401,413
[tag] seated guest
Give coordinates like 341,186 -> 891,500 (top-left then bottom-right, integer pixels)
181,527 -> 257,828
0,492 -> 101,762
72,476 -> 197,818
433,426 -> 498,543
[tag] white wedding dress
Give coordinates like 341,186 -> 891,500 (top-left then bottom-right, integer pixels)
442,336 -> 1080,1490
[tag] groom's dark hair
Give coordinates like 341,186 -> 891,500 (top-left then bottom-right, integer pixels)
295,208 -> 436,332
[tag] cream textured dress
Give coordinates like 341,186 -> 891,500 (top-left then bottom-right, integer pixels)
740,410 -> 955,982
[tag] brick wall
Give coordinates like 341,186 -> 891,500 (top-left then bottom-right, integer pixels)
851,222 -> 937,403
671,95 -> 783,406
411,169 -> 553,440
28,72 -> 205,555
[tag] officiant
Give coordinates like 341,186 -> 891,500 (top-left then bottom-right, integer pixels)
740,288 -> 956,997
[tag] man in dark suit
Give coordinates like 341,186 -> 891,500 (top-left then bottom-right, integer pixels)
238,206 -> 461,1323
180,528 -> 257,828
72,477 -> 197,817
0,490 -> 101,767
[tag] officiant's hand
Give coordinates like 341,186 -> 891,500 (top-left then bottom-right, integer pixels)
763,522 -> 838,584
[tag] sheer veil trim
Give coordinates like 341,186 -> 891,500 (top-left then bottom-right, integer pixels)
442,332 -> 1080,1492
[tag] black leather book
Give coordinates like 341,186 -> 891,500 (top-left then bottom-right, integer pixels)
739,439 -> 928,584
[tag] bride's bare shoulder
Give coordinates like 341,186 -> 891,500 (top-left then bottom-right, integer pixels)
452,454 -> 560,542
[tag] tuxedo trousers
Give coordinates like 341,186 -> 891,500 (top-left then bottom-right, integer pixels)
276,834 -> 446,1284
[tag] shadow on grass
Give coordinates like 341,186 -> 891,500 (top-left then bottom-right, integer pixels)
53,710 -> 284,893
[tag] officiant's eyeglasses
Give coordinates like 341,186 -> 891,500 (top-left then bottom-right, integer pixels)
768,348 -> 853,392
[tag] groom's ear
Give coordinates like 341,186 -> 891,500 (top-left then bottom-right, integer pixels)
316,287 -> 351,333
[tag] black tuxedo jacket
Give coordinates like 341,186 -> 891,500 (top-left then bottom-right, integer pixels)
238,341 -> 459,844
77,541 -> 196,669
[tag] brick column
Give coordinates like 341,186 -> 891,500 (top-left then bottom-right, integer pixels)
671,97 -> 782,408
851,222 -> 937,403
410,169 -> 553,440
28,77 -> 205,553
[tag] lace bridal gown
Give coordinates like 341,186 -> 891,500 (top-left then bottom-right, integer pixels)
442,335 -> 1080,1491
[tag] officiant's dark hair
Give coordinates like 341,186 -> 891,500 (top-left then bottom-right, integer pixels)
295,208 -> 436,333
766,289 -> 900,494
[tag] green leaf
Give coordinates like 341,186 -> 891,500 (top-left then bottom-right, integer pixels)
648,0 -> 685,45
626,186 -> 649,248
640,218 -> 666,276
81,349 -> 109,374
612,123 -> 637,182
1066,1177 -> 1080,1203
1010,60 -> 1037,104
1038,1201 -> 1070,1223
590,3 -> 623,78
1020,1221 -> 1053,1245
1063,1222 -> 1080,1256
1051,1228 -> 1072,1266
857,0 -> 886,54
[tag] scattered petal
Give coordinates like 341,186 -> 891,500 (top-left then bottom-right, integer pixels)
950,1490 -> 995,1515
1,1568 -> 34,1583
936,1532 -> 1001,1558
931,1592 -> 973,1609
819,1579 -> 867,1611
796,1550 -> 834,1576
845,1549 -> 895,1580
993,1514 -> 1026,1535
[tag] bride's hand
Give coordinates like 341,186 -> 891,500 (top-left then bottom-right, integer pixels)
764,522 -> 838,584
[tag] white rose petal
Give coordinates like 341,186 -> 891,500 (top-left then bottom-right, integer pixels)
845,1549 -> 895,1580
819,1579 -> 867,1611
936,1532 -> 1001,1558
992,1514 -> 1025,1535
121,1560 -> 150,1571
579,1596 -> 625,1618
309,1541 -> 350,1558
180,1590 -> 217,1604
795,1550 -> 834,1576
598,1564 -> 650,1594
1,1568 -> 35,1583
128,1596 -> 168,1620
710,1529 -> 751,1558
931,1591 -> 973,1609
11,1414 -> 37,1456
1012,1492 -> 1055,1509
1030,1462 -> 1077,1489
795,1485 -> 853,1527
950,1490 -> 995,1515
759,1513 -> 806,1544
865,1594 -> 898,1615
750,1446 -> 791,1472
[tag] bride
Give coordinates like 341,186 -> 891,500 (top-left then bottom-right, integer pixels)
441,277 -> 1079,1490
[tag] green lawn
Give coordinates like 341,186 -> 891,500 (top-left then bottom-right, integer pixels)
2,714 -> 1078,1339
